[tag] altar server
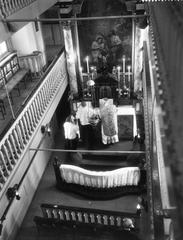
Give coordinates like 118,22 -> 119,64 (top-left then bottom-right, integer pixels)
63,115 -> 80,150
76,101 -> 95,149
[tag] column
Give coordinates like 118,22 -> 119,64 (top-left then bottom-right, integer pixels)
62,22 -> 78,95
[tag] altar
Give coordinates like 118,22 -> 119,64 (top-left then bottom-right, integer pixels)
117,105 -> 137,140
73,100 -> 137,145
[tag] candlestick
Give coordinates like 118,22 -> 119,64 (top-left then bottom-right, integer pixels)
86,56 -> 90,75
122,55 -> 126,73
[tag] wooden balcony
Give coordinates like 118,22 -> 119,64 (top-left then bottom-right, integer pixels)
0,49 -> 68,200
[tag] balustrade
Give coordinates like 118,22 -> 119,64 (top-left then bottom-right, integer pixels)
39,204 -> 139,230
0,0 -> 36,18
0,51 -> 67,197
149,4 -> 183,239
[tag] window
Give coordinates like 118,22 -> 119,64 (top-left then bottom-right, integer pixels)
0,41 -> 8,58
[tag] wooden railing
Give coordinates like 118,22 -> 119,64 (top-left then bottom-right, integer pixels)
19,51 -> 44,78
0,50 -> 67,197
149,3 -> 182,239
142,41 -> 155,240
0,0 -> 36,18
34,203 -> 140,232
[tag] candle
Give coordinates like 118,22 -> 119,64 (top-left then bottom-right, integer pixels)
122,55 -> 126,73
117,66 -> 121,81
86,56 -> 90,74
80,66 -> 83,74
127,65 -> 131,82
80,66 -> 83,82
117,66 -> 121,94
90,66 -> 94,79
127,66 -> 131,92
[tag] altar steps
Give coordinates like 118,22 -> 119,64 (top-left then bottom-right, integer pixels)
80,153 -> 145,171
79,157 -> 144,171
76,138 -> 145,170
79,158 -> 129,171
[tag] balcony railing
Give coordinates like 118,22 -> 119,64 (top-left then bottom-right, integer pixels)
0,50 -> 67,197
0,0 -> 36,18
149,3 -> 182,239
19,51 -> 45,78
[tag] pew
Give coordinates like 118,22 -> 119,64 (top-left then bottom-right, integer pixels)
53,158 -> 146,200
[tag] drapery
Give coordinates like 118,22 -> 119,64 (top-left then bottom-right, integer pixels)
60,165 -> 140,188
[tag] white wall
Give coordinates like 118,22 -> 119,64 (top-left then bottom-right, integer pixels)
0,0 -> 57,44
11,22 -> 46,65
11,23 -> 38,55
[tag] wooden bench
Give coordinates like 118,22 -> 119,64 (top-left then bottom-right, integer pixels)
53,157 -> 146,200
34,203 -> 140,236
0,52 -> 30,118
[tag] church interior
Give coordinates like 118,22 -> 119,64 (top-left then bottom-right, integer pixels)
0,1 -> 183,240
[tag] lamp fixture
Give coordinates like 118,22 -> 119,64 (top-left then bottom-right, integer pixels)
41,124 -> 51,136
136,203 -> 141,216
87,79 -> 95,87
6,184 -> 20,201
137,196 -> 148,212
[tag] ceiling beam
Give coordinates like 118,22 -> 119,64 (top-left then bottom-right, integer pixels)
2,14 -> 149,23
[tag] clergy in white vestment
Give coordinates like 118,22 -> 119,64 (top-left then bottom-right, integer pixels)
99,98 -> 119,144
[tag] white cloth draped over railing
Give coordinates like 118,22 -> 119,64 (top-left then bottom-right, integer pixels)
60,165 -> 140,188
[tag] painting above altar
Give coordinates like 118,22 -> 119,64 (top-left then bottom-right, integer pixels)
78,1 -> 132,74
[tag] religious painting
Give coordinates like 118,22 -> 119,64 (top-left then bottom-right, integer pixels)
77,0 -> 132,78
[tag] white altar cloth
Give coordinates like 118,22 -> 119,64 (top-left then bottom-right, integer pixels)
117,105 -> 137,137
